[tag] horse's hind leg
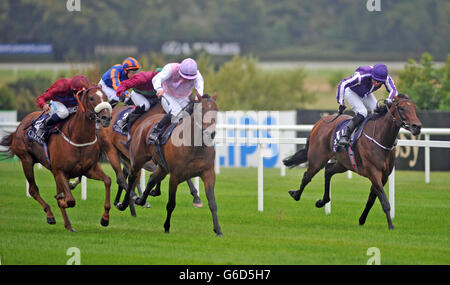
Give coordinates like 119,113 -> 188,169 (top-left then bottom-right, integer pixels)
21,156 -> 56,224
186,178 -> 203,208
288,159 -> 325,201
316,161 -> 347,208
85,163 -> 112,227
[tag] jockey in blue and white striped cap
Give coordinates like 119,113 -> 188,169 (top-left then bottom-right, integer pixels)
336,64 -> 398,147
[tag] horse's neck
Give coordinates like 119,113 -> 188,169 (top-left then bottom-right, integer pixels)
373,112 -> 400,148
63,110 -> 96,142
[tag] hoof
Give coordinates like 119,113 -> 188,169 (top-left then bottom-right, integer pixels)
315,199 -> 329,208
288,190 -> 300,201
116,202 -> 127,211
193,197 -> 203,208
47,217 -> 56,225
100,218 -> 109,227
67,200 -> 76,208
388,225 -> 394,230
149,189 -> 161,197
359,217 -> 366,226
135,197 -> 145,206
141,202 -> 151,208
67,227 -> 77,233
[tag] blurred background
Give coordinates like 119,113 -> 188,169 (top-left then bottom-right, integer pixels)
0,0 -> 448,118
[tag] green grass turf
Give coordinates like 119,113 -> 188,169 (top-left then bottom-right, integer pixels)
0,161 -> 448,265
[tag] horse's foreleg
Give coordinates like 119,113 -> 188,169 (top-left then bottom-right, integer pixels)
186,178 -> 203,208
359,188 -> 377,225
163,175 -> 179,234
53,171 -> 76,232
135,167 -> 166,206
368,173 -> 394,230
316,161 -> 347,208
85,163 -> 112,227
201,169 -> 223,236
21,157 -> 56,224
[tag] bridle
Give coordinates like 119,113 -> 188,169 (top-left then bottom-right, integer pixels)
386,98 -> 413,131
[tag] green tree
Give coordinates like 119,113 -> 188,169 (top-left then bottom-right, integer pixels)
398,53 -> 450,110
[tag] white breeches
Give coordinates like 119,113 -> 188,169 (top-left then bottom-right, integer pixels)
344,87 -> 378,117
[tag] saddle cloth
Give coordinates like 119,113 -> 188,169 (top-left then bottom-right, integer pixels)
332,115 -> 373,152
26,113 -> 62,145
112,107 -> 133,136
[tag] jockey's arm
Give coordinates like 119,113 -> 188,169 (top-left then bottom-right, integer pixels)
336,72 -> 361,106
36,79 -> 69,109
152,64 -> 173,95
384,75 -> 398,99
194,71 -> 204,96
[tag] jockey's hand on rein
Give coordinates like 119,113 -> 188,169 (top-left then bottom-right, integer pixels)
42,104 -> 50,112
338,105 -> 346,114
118,92 -> 127,102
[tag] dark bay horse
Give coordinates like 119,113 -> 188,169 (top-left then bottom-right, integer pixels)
94,103 -> 203,213
0,86 -> 113,232
116,94 -> 223,236
283,94 -> 422,229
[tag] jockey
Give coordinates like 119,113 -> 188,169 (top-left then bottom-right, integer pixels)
35,74 -> 90,139
115,67 -> 163,138
148,58 -> 204,144
336,63 -> 397,147
99,57 -> 141,107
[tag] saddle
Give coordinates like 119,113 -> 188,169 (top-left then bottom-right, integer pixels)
332,115 -> 374,153
112,107 -> 133,136
146,121 -> 179,172
26,113 -> 63,146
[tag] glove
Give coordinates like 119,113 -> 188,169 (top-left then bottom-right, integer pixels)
118,92 -> 127,102
338,105 -> 346,114
384,98 -> 393,106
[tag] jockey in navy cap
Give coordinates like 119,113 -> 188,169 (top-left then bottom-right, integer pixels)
336,63 -> 397,147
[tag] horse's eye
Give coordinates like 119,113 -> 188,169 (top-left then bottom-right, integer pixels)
89,96 -> 95,101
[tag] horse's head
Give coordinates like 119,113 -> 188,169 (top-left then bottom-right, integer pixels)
194,92 -> 218,145
78,85 -> 113,127
389,94 -> 422,135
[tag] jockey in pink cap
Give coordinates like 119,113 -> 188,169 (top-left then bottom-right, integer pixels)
148,58 -> 204,144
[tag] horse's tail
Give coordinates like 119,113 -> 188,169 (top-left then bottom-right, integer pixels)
283,138 -> 309,168
0,131 -> 15,160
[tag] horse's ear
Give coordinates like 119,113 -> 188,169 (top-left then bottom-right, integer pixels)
212,91 -> 218,101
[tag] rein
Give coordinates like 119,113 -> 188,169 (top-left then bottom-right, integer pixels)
361,99 -> 411,151
57,86 -> 105,148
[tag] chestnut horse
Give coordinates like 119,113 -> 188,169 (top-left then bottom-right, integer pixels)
0,86 -> 112,232
116,94 -> 223,236
283,94 -> 422,229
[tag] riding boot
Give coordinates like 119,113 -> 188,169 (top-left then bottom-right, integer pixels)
36,114 -> 60,141
125,106 -> 146,141
148,113 -> 173,145
338,113 -> 365,147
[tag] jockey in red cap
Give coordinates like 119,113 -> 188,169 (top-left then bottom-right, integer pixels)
35,74 -> 90,139
115,67 -> 162,139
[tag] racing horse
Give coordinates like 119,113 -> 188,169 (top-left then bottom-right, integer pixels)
90,103 -> 204,216
0,85 -> 112,232
283,94 -> 422,229
116,93 -> 223,236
